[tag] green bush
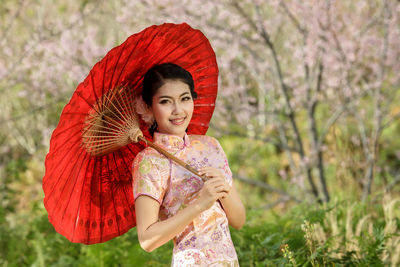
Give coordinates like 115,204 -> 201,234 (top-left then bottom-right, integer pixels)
1,195 -> 399,266
231,197 -> 399,266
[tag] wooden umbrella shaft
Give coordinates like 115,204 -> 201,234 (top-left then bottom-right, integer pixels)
138,136 -> 205,181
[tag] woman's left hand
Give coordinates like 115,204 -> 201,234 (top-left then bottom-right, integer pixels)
198,166 -> 231,199
198,166 -> 245,229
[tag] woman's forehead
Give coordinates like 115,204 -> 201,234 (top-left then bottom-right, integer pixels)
155,80 -> 191,98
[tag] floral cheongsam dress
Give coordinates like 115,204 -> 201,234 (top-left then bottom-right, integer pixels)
133,132 -> 239,267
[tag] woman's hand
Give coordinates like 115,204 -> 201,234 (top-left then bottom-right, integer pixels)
193,167 -> 231,211
199,166 -> 246,230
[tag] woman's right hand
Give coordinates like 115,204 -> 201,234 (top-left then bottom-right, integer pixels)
193,176 -> 229,212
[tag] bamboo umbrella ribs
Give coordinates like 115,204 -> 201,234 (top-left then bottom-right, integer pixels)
81,86 -> 143,156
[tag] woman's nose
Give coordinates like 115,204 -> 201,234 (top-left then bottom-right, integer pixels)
172,102 -> 183,113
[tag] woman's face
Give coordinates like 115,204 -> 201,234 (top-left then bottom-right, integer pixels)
149,80 -> 194,138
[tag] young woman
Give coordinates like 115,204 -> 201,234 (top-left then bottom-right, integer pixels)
133,63 -> 245,266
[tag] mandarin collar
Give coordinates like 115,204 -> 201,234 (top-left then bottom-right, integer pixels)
153,132 -> 189,151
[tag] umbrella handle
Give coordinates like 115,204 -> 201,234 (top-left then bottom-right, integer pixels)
138,136 -> 206,182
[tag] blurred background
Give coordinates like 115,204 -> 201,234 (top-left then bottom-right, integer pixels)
1,0 -> 399,266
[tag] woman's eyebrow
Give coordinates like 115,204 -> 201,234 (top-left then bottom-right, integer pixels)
157,92 -> 190,99
180,92 -> 190,97
157,95 -> 172,99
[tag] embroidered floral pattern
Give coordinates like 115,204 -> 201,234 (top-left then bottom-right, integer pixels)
133,132 -> 239,266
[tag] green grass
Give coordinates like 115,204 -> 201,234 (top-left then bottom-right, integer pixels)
1,196 -> 399,266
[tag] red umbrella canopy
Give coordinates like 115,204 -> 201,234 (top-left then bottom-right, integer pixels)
42,22 -> 218,244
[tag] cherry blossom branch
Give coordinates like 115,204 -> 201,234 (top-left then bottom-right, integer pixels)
385,173 -> 400,194
234,174 -> 301,203
0,0 -> 27,41
0,2 -> 101,84
0,95 -> 69,125
372,172 -> 400,203
259,197 -> 292,210
231,0 -> 321,200
380,112 -> 400,131
308,62 -> 330,202
210,122 -> 299,153
362,0 -> 391,201
278,0 -> 307,36
276,1 -> 332,201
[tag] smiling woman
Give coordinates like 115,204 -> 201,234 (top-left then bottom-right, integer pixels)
150,80 -> 194,138
133,63 -> 245,266
139,63 -> 198,137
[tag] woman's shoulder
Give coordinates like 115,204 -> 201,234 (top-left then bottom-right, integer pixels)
188,134 -> 221,149
188,134 -> 218,142
133,147 -> 169,168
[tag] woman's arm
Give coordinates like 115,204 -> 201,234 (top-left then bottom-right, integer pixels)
218,185 -> 246,229
198,167 -> 246,230
135,195 -> 202,252
135,177 -> 229,252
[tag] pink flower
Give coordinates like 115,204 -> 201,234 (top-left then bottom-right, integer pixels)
134,96 -> 154,126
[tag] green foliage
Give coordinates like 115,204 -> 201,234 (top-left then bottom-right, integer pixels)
1,190 -> 399,266
228,198 -> 400,266
0,205 -> 173,266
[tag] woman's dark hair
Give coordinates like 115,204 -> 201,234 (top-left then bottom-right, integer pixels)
142,63 -> 197,136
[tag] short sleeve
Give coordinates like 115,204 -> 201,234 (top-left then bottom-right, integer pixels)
132,152 -> 170,204
209,137 -> 233,187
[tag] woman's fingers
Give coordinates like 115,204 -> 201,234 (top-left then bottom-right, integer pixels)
203,178 -> 230,195
199,167 -> 231,202
198,168 -> 225,183
198,167 -> 222,177
195,176 -> 230,210
217,191 -> 228,200
205,177 -> 225,187
213,182 -> 230,193
199,167 -> 221,175
203,185 -> 227,199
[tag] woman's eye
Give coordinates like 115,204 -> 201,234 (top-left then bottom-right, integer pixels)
182,96 -> 191,101
159,99 -> 170,104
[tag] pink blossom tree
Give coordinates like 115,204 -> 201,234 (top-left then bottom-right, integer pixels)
2,0 -> 399,204
117,0 -> 400,202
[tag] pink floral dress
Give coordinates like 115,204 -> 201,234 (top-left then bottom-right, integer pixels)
133,132 -> 239,266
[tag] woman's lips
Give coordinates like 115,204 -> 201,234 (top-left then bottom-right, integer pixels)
170,117 -> 185,125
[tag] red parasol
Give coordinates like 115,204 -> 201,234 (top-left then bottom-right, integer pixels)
42,22 -> 218,244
